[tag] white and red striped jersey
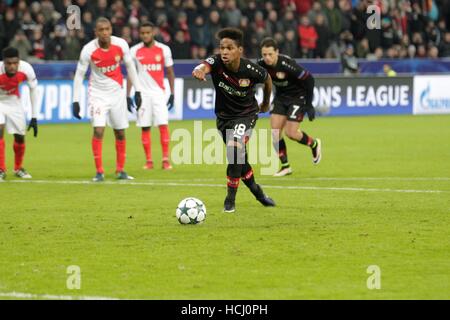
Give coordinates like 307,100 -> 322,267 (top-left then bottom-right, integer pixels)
130,41 -> 173,95
77,36 -> 132,97
0,60 -> 37,100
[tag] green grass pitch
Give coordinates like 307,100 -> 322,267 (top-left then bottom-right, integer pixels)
0,114 -> 449,299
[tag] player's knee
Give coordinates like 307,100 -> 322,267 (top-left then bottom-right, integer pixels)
226,139 -> 243,149
14,134 -> 25,143
114,130 -> 125,140
93,128 -> 104,139
285,130 -> 295,140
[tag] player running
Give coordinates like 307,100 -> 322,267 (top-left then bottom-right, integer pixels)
257,38 -> 321,177
72,17 -> 142,182
0,47 -> 38,181
192,28 -> 275,213
128,22 -> 175,170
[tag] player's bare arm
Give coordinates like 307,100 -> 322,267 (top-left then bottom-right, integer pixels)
72,60 -> 88,120
192,63 -> 210,81
260,74 -> 272,113
28,83 -> 39,137
25,65 -> 38,137
124,59 -> 142,110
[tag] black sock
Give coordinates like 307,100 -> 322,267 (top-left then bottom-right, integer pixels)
227,163 -> 242,198
226,145 -> 243,201
226,184 -> 238,201
273,138 -> 289,168
299,131 -> 315,147
241,160 -> 264,199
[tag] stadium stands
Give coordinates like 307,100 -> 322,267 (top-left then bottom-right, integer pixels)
0,0 -> 449,61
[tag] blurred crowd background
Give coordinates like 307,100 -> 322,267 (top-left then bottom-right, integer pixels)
1,0 -> 450,62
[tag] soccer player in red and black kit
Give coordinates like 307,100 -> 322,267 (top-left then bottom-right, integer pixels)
258,38 -> 321,177
192,28 -> 275,213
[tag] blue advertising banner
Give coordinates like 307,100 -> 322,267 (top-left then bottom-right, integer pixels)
18,76 -> 414,124
20,79 -> 81,123
19,79 -> 183,124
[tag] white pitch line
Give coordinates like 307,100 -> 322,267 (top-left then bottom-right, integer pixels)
259,177 -> 450,181
4,179 -> 448,194
0,291 -> 119,300
4,177 -> 449,183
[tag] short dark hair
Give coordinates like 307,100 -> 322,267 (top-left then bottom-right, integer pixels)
217,28 -> 243,47
140,21 -> 155,29
260,37 -> 278,50
2,47 -> 19,59
95,17 -> 111,27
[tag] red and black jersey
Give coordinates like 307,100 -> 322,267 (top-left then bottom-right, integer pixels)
257,54 -> 313,105
204,54 -> 268,120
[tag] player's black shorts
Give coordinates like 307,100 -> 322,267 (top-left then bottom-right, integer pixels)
271,98 -> 305,122
216,115 -> 258,145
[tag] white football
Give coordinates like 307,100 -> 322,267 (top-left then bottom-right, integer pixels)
176,197 -> 206,225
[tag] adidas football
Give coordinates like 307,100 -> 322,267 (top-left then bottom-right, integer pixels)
176,197 -> 206,225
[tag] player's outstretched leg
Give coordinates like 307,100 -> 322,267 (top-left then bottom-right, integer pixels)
159,125 -> 172,170
114,129 -> 134,180
241,154 -> 275,207
13,134 -> 31,179
92,128 -> 105,182
141,128 -> 153,169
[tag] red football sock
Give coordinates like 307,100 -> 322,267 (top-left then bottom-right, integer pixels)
141,130 -> 152,162
92,137 -> 104,174
0,139 -> 5,171
159,125 -> 170,160
115,139 -> 126,173
13,141 -> 25,171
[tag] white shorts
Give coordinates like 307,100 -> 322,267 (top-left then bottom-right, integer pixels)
88,90 -> 129,129
0,97 -> 26,135
136,93 -> 168,127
